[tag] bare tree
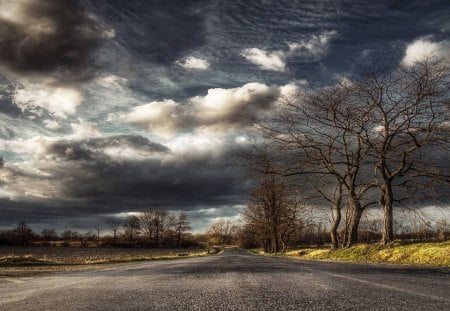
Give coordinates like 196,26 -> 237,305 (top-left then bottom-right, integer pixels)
175,213 -> 192,247
124,215 -> 140,247
95,226 -> 102,247
242,172 -> 300,253
261,81 -> 377,247
107,220 -> 121,246
139,210 -> 156,246
13,221 -> 34,246
153,209 -> 176,248
41,228 -> 58,241
354,56 -> 450,244
307,176 -> 345,249
208,219 -> 238,247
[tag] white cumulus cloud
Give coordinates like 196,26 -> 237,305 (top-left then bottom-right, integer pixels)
241,48 -> 286,72
112,83 -> 284,137
241,30 -> 337,71
402,37 -> 450,66
117,99 -> 181,136
13,83 -> 83,119
176,56 -> 210,70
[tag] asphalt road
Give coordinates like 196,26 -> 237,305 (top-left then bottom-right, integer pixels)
0,248 -> 449,310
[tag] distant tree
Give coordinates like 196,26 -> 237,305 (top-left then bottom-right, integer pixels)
62,230 -> 75,241
152,209 -> 176,248
13,221 -> 34,246
107,220 -> 121,246
95,226 -> 102,247
124,215 -> 140,247
243,173 -> 300,253
83,231 -> 96,246
41,228 -> 58,241
0,229 -> 15,245
175,213 -> 192,247
138,210 -> 156,246
208,219 -> 238,246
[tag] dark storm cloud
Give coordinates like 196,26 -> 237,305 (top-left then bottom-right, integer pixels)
47,135 -> 169,162
318,0 -> 450,79
0,0 -> 105,82
93,0 -> 206,64
88,135 -> 169,153
0,133 -> 246,227
1,0 -> 448,231
42,141 -> 243,205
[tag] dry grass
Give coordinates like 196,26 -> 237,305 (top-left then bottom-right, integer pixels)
282,241 -> 450,266
0,247 -> 208,267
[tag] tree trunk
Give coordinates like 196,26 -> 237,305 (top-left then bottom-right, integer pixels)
344,196 -> 363,248
155,227 -> 159,248
381,184 -> 394,245
331,183 -> 343,249
330,207 -> 341,250
272,226 -> 280,253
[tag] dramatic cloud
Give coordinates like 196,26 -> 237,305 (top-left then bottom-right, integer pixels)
0,130 -> 245,227
13,83 -> 83,119
0,0 -> 107,82
176,56 -> 210,70
241,31 -> 337,71
0,1 -> 448,231
116,99 -> 180,136
402,37 -> 450,66
113,82 -> 281,136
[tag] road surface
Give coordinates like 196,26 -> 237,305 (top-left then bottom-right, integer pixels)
0,248 -> 449,310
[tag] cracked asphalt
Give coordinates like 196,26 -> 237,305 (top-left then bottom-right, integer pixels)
0,248 -> 449,310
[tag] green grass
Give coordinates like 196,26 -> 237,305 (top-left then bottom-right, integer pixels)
280,241 -> 450,266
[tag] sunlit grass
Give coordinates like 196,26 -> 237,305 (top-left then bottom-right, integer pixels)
280,241 -> 450,266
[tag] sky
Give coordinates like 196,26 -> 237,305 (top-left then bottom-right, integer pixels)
0,0 -> 449,233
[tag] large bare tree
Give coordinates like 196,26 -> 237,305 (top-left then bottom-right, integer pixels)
256,56 -> 449,247
353,56 -> 450,244
261,81 -> 377,247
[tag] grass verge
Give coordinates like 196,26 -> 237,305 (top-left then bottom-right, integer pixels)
259,241 -> 450,267
0,249 -> 209,268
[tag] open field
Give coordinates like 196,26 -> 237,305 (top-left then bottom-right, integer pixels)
0,247 -> 209,267
261,241 -> 450,267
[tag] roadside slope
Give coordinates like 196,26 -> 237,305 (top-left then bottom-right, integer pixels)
282,241 -> 450,266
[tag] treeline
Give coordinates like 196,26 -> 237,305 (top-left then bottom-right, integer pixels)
238,214 -> 449,251
237,56 -> 450,252
0,209 -> 195,248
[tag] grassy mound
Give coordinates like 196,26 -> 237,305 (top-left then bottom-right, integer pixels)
284,241 -> 450,266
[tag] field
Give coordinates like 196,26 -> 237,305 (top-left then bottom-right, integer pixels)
0,246 -> 208,267
279,241 -> 450,266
